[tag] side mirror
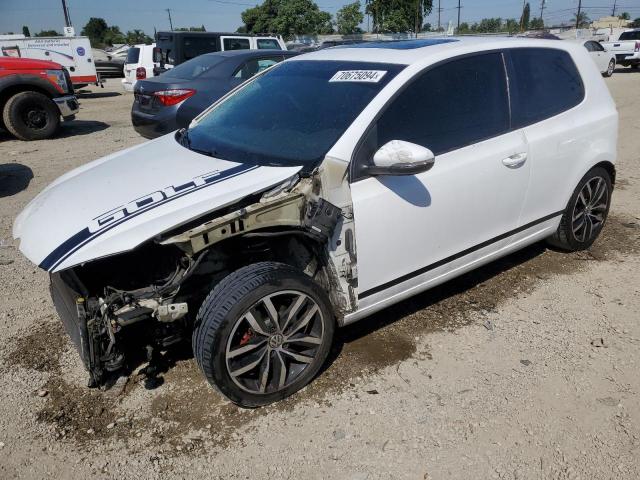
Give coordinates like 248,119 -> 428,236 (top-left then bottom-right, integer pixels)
364,140 -> 435,176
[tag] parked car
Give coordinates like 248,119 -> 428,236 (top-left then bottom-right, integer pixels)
0,57 -> 78,140
132,49 -> 298,139
575,39 -> 616,77
153,31 -> 286,75
13,38 -> 617,407
122,43 -> 155,92
601,29 -> 640,68
92,48 -> 124,78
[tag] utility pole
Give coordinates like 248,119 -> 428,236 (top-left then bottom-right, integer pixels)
166,8 -> 174,31
575,0 -> 582,29
519,0 -> 526,31
539,0 -> 545,22
457,0 -> 461,30
612,0 -> 617,17
415,0 -> 420,38
437,0 -> 442,31
61,0 -> 72,27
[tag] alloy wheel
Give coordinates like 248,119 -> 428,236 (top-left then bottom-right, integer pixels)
607,61 -> 615,76
225,290 -> 324,394
571,176 -> 609,242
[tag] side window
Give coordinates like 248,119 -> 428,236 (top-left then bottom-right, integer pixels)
234,56 -> 281,80
583,41 -> 594,52
257,39 -> 281,50
592,41 -> 605,52
355,52 -> 509,175
223,38 -> 250,51
183,36 -> 217,60
508,48 -> 584,129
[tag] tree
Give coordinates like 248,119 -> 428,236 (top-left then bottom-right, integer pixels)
572,11 -> 590,28
505,18 -> 519,33
126,29 -> 153,45
457,22 -> 470,34
631,18 -> 640,28
422,22 -> 431,31
35,30 -> 61,37
103,26 -> 125,45
22,26 -> 31,37
529,17 -> 544,30
241,0 -> 334,38
336,1 -> 363,35
81,17 -> 109,46
519,2 -> 530,31
618,12 -> 630,20
365,0 -> 433,33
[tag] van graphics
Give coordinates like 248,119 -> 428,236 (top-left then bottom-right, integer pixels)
39,163 -> 259,272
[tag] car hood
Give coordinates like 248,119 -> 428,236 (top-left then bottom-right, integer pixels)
13,134 -> 302,272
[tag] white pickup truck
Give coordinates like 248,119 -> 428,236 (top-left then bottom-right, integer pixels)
602,29 -> 640,69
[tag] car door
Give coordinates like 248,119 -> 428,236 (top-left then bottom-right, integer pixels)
350,52 -> 531,297
590,41 -> 609,71
504,48 -> 586,230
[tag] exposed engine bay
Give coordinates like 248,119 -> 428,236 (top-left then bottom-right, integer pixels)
49,168 -> 358,388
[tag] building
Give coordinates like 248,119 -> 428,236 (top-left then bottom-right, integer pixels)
590,16 -> 632,30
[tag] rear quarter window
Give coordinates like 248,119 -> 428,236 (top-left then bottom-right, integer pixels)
619,31 -> 640,41
507,48 -> 585,128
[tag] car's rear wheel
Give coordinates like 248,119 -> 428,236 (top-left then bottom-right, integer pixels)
547,167 -> 612,251
604,59 -> 615,77
2,91 -> 60,141
193,262 -> 335,407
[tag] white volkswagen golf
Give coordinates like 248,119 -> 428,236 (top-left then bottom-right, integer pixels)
13,37 -> 618,407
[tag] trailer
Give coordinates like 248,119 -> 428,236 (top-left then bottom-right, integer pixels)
0,35 -> 100,87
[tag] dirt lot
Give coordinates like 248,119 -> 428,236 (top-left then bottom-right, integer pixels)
0,71 -> 639,479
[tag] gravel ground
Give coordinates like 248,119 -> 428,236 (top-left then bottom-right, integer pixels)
0,72 -> 639,480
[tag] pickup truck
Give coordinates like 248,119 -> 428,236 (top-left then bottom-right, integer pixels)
601,29 -> 640,69
0,57 -> 79,140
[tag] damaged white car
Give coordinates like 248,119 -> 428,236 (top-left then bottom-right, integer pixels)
14,38 -> 617,407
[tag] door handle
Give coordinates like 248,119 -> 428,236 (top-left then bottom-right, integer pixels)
502,152 -> 527,168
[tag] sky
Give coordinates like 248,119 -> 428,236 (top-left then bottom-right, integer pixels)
1,0 -> 639,36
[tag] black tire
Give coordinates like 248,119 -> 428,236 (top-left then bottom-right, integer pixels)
547,167 -> 612,251
632,64 -> 640,70
193,262 -> 335,407
603,59 -> 615,77
2,91 -> 60,141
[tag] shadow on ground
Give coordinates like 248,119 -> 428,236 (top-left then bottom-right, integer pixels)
0,163 -> 33,197
76,90 -> 123,99
58,120 -> 110,137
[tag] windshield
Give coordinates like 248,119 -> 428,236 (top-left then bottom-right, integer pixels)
182,60 -> 404,169
162,55 -> 225,79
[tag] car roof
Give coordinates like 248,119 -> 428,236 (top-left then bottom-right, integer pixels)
291,36 -> 579,65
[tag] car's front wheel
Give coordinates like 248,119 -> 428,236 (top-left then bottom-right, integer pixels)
547,167 -> 612,251
2,91 -> 60,141
604,59 -> 615,77
193,262 -> 335,407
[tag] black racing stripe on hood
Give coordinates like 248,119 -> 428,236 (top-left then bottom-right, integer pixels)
39,163 -> 259,272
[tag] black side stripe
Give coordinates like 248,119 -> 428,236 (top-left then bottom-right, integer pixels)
359,210 -> 564,299
40,164 -> 259,272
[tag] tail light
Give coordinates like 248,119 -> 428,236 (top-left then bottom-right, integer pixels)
136,67 -> 146,80
153,89 -> 196,106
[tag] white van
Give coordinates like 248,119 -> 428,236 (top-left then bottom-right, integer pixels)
121,43 -> 155,92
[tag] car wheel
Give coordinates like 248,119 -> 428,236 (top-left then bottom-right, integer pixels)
193,261 -> 335,407
604,59 -> 615,77
547,167 -> 612,251
632,64 -> 639,69
2,91 -> 60,141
